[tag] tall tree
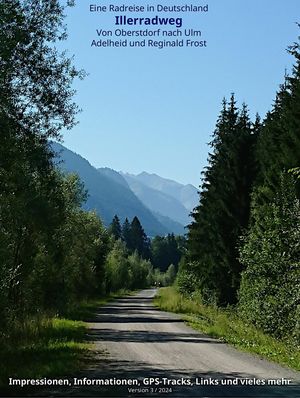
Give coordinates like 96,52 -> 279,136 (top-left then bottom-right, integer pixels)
109,215 -> 122,241
0,0 -> 83,321
151,234 -> 184,272
255,29 -> 300,204
129,216 -> 151,259
122,217 -> 131,248
239,173 -> 300,341
0,0 -> 83,139
187,96 -> 259,305
238,30 -> 300,341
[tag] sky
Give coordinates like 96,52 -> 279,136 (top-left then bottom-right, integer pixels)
60,0 -> 299,186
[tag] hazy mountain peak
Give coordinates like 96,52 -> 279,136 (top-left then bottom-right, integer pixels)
51,143 -> 168,236
121,171 -> 199,212
98,167 -> 129,188
51,143 -> 197,235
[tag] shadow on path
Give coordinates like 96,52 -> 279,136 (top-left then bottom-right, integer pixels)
87,328 -> 221,344
36,358 -> 300,397
27,291 -> 300,398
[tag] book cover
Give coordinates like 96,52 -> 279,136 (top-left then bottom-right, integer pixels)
0,0 -> 299,397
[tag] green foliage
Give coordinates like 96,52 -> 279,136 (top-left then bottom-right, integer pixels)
109,215 -> 153,259
154,287 -> 300,371
0,167 -> 110,322
149,264 -> 178,287
105,240 -> 130,292
122,217 -> 131,247
181,30 -> 300,351
0,0 -> 161,385
176,267 -> 200,296
105,241 -> 154,292
165,264 -> 177,286
237,32 -> 300,342
239,174 -> 300,342
0,315 -> 89,389
151,234 -> 185,272
109,215 -> 122,241
0,0 -> 83,139
128,251 -> 152,289
128,216 -> 151,259
188,96 -> 258,305
0,0 -> 86,325
255,34 -> 300,203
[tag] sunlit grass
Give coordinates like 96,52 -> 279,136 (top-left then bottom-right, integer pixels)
66,289 -> 132,321
154,287 -> 300,371
0,289 -> 132,393
0,316 -> 89,394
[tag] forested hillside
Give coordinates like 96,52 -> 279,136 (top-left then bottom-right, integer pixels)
179,29 -> 300,343
52,142 -> 168,236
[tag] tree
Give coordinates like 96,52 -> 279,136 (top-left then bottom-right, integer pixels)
151,234 -> 184,272
122,218 -> 131,248
255,29 -> 300,204
187,96 -> 259,305
109,215 -> 122,241
0,0 -> 84,323
239,173 -> 300,342
238,30 -> 300,342
105,240 -> 130,292
165,264 -> 177,286
0,0 -> 83,139
129,216 -> 151,259
128,251 -> 151,289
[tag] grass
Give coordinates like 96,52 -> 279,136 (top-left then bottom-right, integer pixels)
154,287 -> 300,371
65,289 -> 132,321
0,317 -> 89,394
0,289 -> 131,393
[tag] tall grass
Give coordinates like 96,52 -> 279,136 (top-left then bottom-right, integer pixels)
154,287 -> 300,371
0,289 -> 132,393
0,316 -> 89,391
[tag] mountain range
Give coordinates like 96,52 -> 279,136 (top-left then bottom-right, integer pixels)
52,142 -> 199,236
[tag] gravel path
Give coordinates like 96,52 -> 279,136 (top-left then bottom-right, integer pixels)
45,289 -> 300,397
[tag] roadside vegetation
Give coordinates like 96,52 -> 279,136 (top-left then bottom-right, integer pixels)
0,1 -> 181,391
0,289 -> 132,391
178,27 -> 300,360
154,287 -> 300,371
0,317 -> 88,388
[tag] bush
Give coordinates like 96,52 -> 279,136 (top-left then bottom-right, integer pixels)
176,267 -> 199,296
239,174 -> 300,342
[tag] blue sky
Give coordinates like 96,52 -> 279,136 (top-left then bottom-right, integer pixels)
60,0 -> 299,186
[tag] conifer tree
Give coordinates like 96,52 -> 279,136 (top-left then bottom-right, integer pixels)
130,216 -> 151,259
255,29 -> 300,203
122,218 -> 131,248
151,234 -> 183,272
238,30 -> 300,340
109,215 -> 122,241
187,95 -> 258,305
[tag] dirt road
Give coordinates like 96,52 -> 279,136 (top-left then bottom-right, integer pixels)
49,289 -> 300,397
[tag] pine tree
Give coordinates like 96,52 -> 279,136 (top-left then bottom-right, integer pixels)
255,29 -> 300,203
151,234 -> 183,272
130,216 -> 151,259
187,96 -> 258,305
122,218 -> 131,248
109,215 -> 122,241
237,30 -> 300,341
